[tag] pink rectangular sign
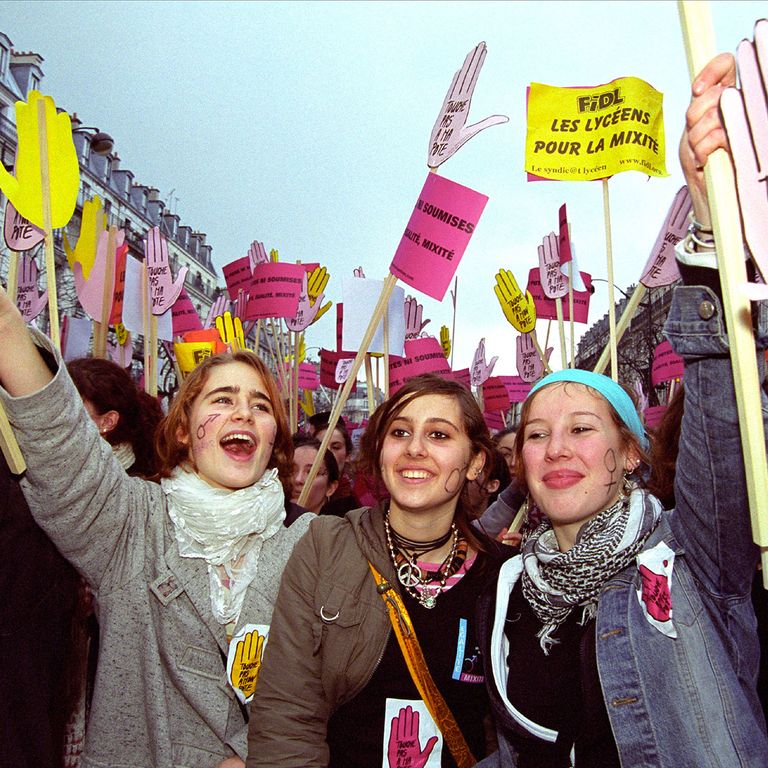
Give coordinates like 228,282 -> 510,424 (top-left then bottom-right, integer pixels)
484,411 -> 505,431
222,256 -> 253,300
444,367 -> 471,389
651,340 -> 684,386
298,362 -> 319,391
388,337 -> 451,394
526,267 -> 592,323
643,404 -> 668,429
482,377 -> 511,411
320,349 -> 354,389
390,173 -> 488,301
245,262 -> 304,320
502,375 -> 532,403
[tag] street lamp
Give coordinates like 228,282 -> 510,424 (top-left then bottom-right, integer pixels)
70,112 -> 114,155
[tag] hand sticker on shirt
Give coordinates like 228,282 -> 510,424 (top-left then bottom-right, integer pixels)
383,700 -> 441,768
226,623 -> 269,704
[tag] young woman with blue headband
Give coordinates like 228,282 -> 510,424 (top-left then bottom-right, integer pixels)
477,51 -> 768,768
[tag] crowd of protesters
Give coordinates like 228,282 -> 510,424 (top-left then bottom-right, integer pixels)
2,50 -> 768,768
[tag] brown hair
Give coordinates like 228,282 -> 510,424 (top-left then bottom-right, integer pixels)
358,373 -> 494,550
645,384 -> 684,509
156,350 -> 293,488
512,380 -> 651,494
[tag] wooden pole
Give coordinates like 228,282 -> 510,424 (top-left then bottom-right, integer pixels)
93,226 -> 116,359
555,298 -> 567,369
593,284 -> 647,374
298,273 -> 398,506
365,353 -> 376,417
602,179 -> 619,380
6,250 -> 19,303
679,0 -> 768,581
449,276 -> 458,370
37,98 -> 60,351
383,304 -> 390,400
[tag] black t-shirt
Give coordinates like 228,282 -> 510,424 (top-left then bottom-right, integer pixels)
503,583 -> 620,768
327,553 -> 491,767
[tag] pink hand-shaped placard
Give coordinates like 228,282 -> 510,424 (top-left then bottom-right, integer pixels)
353,266 -> 366,278
144,226 -> 188,315
516,332 -> 552,383
15,253 -> 48,321
720,21 -> 768,293
470,337 -> 498,387
538,232 -> 567,299
248,240 -> 269,270
204,293 -> 230,329
387,706 -> 438,768
3,201 -> 44,252
639,186 -> 690,288
286,272 -> 324,332
404,295 -> 430,340
428,42 -> 508,168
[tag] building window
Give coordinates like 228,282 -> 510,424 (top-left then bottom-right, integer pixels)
0,47 -> 7,74
30,73 -> 40,90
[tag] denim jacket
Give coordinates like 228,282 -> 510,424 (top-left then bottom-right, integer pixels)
478,285 -> 768,767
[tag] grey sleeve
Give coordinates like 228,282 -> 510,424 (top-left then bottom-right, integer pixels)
473,482 -> 524,539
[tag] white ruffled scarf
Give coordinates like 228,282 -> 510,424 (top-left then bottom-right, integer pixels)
112,442 -> 135,471
161,466 -> 286,625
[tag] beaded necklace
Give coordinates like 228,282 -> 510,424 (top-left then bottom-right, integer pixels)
384,513 -> 467,609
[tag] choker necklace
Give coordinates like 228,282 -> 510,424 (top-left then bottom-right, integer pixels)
384,513 -> 466,609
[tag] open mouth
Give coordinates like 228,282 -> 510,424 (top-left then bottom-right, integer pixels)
220,433 -> 257,458
401,469 -> 432,480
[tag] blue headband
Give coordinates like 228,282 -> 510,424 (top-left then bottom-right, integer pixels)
528,369 -> 649,451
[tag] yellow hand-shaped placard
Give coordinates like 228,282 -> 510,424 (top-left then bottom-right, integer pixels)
307,265 -> 333,323
227,625 -> 267,704
440,325 -> 451,359
215,311 -> 245,351
64,196 -> 106,280
300,389 -> 315,417
269,248 -> 280,262
0,92 -> 80,229
494,269 -> 537,333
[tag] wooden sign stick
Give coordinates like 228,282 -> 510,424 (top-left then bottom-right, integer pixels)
567,279 -> 575,368
602,179 -> 619,381
679,0 -> 768,581
593,284 -> 647,374
298,273 -> 397,507
93,226 -> 116,359
291,330 -> 300,433
37,98 -> 60,351
555,298 -> 567,369
364,353 -> 376,417
6,250 -> 19,303
266,317 -> 289,396
383,305 -> 390,400
148,313 -> 158,397
530,329 -> 553,375
450,276 -> 458,370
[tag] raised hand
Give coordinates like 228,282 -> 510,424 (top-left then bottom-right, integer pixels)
538,232 -> 567,299
15,254 -> 48,322
494,269 -> 536,333
428,42 -> 508,169
353,266 -> 366,278
639,186 -> 690,288
64,195 -> 106,280
470,337 -> 498,387
307,265 -> 332,322
248,240 -> 269,270
144,226 -> 188,315
516,332 -> 552,383
404,295 -> 430,340
720,22 -> 768,283
386,706 -> 438,768
216,311 -> 245,351
204,293 -> 230,329
286,272 -> 324,332
440,325 -> 451,359
72,227 -> 126,320
0,91 -> 79,229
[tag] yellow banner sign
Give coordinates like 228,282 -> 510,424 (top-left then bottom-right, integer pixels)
525,77 -> 667,181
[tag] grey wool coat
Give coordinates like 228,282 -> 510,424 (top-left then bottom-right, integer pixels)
0,333 -> 311,768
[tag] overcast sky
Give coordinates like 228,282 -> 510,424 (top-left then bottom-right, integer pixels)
1,1 -> 764,374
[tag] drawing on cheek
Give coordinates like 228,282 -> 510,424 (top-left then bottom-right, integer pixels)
197,413 -> 221,440
444,465 -> 467,495
603,448 -> 619,496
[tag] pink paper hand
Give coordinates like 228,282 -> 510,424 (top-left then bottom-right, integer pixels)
538,232 -> 567,299
204,294 -> 230,330
516,332 -> 551,383
639,186 -> 690,288
404,295 -> 430,340
353,266 -> 366,278
15,254 -> 48,322
720,21 -> 768,285
248,240 -> 269,271
386,706 -> 438,768
286,272 -> 323,332
144,226 -> 188,315
73,228 -> 125,320
470,337 -> 498,387
234,290 -> 257,338
428,42 -> 508,168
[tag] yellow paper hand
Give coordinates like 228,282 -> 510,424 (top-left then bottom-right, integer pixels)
307,265 -> 332,322
229,630 -> 265,702
269,248 -> 280,263
440,325 -> 451,359
64,196 -> 106,280
0,92 -> 79,229
300,389 -> 315,417
494,269 -> 537,333
215,311 -> 245,351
